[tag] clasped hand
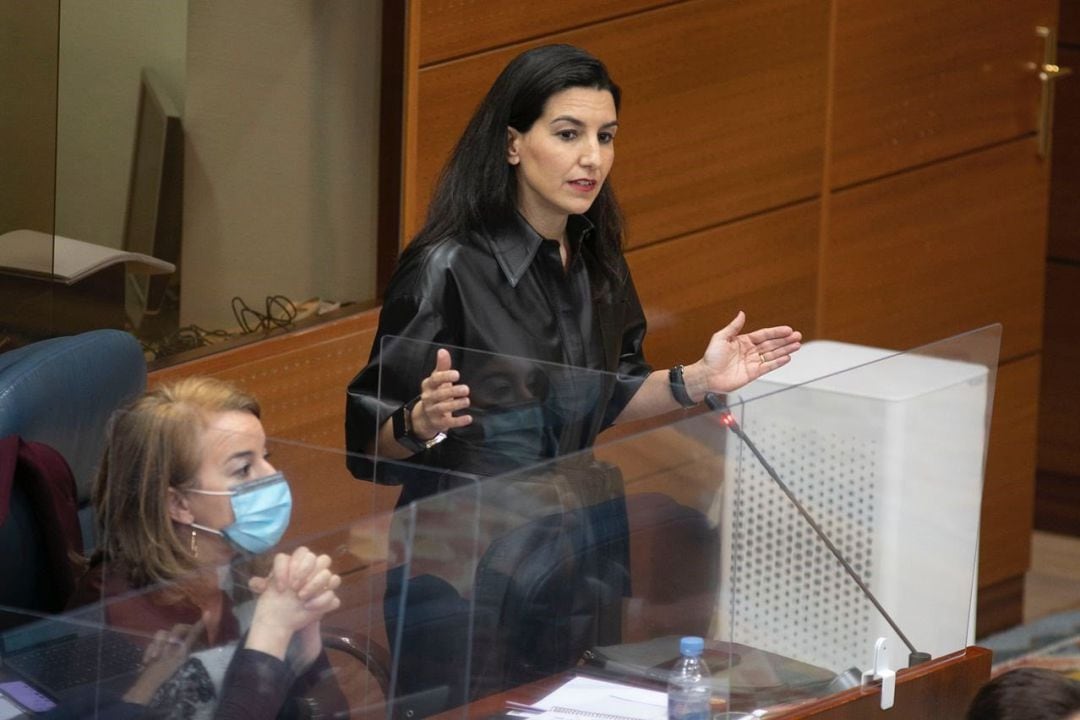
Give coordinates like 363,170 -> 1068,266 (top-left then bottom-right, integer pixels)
247,546 -> 342,671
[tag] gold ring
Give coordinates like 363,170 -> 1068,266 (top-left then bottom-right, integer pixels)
759,353 -> 767,363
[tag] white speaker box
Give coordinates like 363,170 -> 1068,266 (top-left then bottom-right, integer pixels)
717,340 -> 989,672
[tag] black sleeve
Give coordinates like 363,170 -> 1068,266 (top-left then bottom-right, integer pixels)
215,649 -> 346,720
287,651 -> 348,719
214,649 -> 293,720
345,290 -> 456,482
602,267 -> 653,429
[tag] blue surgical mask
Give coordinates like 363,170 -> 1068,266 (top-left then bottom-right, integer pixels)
189,471 -> 292,554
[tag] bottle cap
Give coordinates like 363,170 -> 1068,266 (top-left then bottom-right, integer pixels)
680,636 -> 704,656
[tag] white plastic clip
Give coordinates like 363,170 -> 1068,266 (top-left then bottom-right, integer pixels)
860,637 -> 896,710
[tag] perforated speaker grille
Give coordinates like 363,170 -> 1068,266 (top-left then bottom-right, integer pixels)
729,420 -> 878,671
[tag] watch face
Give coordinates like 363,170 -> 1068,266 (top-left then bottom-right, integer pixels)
421,432 -> 448,450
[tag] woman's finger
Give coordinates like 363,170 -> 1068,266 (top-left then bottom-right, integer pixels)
303,588 -> 340,614
745,325 -> 797,345
716,311 -> 746,341
271,551 -> 291,592
427,397 -> 471,418
756,339 -> 802,363
424,369 -> 460,388
428,382 -> 470,402
297,568 -> 334,601
290,547 -> 317,590
180,618 -> 206,653
143,629 -> 168,664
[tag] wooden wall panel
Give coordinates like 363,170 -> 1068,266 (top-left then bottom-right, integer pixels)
627,201 -> 819,371
831,0 -> 1056,188
151,310 -> 379,447
1038,263 -> 1080,475
407,0 -> 828,246
417,0 -> 673,66
1062,0 -> 1080,44
823,140 -> 1048,362
1049,47 -> 1080,261
979,356 -> 1040,588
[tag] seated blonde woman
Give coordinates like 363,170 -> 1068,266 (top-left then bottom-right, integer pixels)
70,377 -> 346,719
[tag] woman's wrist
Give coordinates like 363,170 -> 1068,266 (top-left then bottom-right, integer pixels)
681,361 -> 709,404
408,399 -> 436,441
245,619 -> 294,660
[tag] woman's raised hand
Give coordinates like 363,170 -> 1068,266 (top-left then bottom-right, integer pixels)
411,348 -> 472,440
699,311 -> 802,393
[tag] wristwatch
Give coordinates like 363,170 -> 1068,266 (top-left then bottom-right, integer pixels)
668,365 -> 697,408
392,397 -> 447,454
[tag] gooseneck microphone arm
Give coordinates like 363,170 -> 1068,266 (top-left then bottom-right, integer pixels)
704,393 -> 931,668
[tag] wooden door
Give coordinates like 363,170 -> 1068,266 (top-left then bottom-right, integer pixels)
824,0 -> 1057,634
1036,0 -> 1080,536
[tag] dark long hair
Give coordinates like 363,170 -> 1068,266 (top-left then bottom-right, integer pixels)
403,44 -> 626,292
966,668 -> 1080,720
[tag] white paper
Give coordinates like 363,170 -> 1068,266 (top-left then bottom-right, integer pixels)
529,676 -> 668,720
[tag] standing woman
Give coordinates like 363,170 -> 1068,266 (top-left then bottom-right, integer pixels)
346,43 -> 800,494
344,44 -> 801,708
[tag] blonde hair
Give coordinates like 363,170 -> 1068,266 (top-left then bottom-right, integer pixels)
93,377 -> 261,588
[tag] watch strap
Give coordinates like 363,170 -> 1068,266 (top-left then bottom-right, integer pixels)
392,401 -> 425,454
393,397 -> 447,454
668,365 -> 697,408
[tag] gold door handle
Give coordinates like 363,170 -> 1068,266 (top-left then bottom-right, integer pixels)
1035,26 -> 1073,158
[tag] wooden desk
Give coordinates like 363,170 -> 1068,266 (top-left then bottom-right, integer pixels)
428,647 -> 990,720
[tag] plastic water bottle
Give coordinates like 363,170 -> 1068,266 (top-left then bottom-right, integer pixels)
668,636 -> 712,720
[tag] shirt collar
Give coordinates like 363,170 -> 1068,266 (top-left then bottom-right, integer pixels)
488,213 -> 595,288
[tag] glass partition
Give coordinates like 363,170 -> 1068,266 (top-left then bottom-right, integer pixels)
0,1 -> 395,362
363,327 -> 999,717
0,326 -> 998,718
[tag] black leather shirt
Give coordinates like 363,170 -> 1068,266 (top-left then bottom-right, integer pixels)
345,213 -> 651,504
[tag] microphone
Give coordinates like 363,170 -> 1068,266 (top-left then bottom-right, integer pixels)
704,393 -> 931,668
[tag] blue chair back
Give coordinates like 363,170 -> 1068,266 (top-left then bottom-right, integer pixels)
0,329 -> 146,548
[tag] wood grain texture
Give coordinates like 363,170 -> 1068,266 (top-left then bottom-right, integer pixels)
400,0 -> 423,250
1049,47 -> 1080,261
626,201 -> 820,371
822,139 -> 1048,362
417,0 -> 675,66
1062,0 -> 1080,45
976,575 -> 1025,638
1038,262 -> 1080,474
1035,470 -> 1080,535
831,0 -> 1056,188
406,0 -> 828,246
777,647 -> 990,719
979,356 -> 1040,587
149,310 -> 378,440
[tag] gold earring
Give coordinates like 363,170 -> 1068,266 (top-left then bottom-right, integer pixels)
190,527 -> 198,558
